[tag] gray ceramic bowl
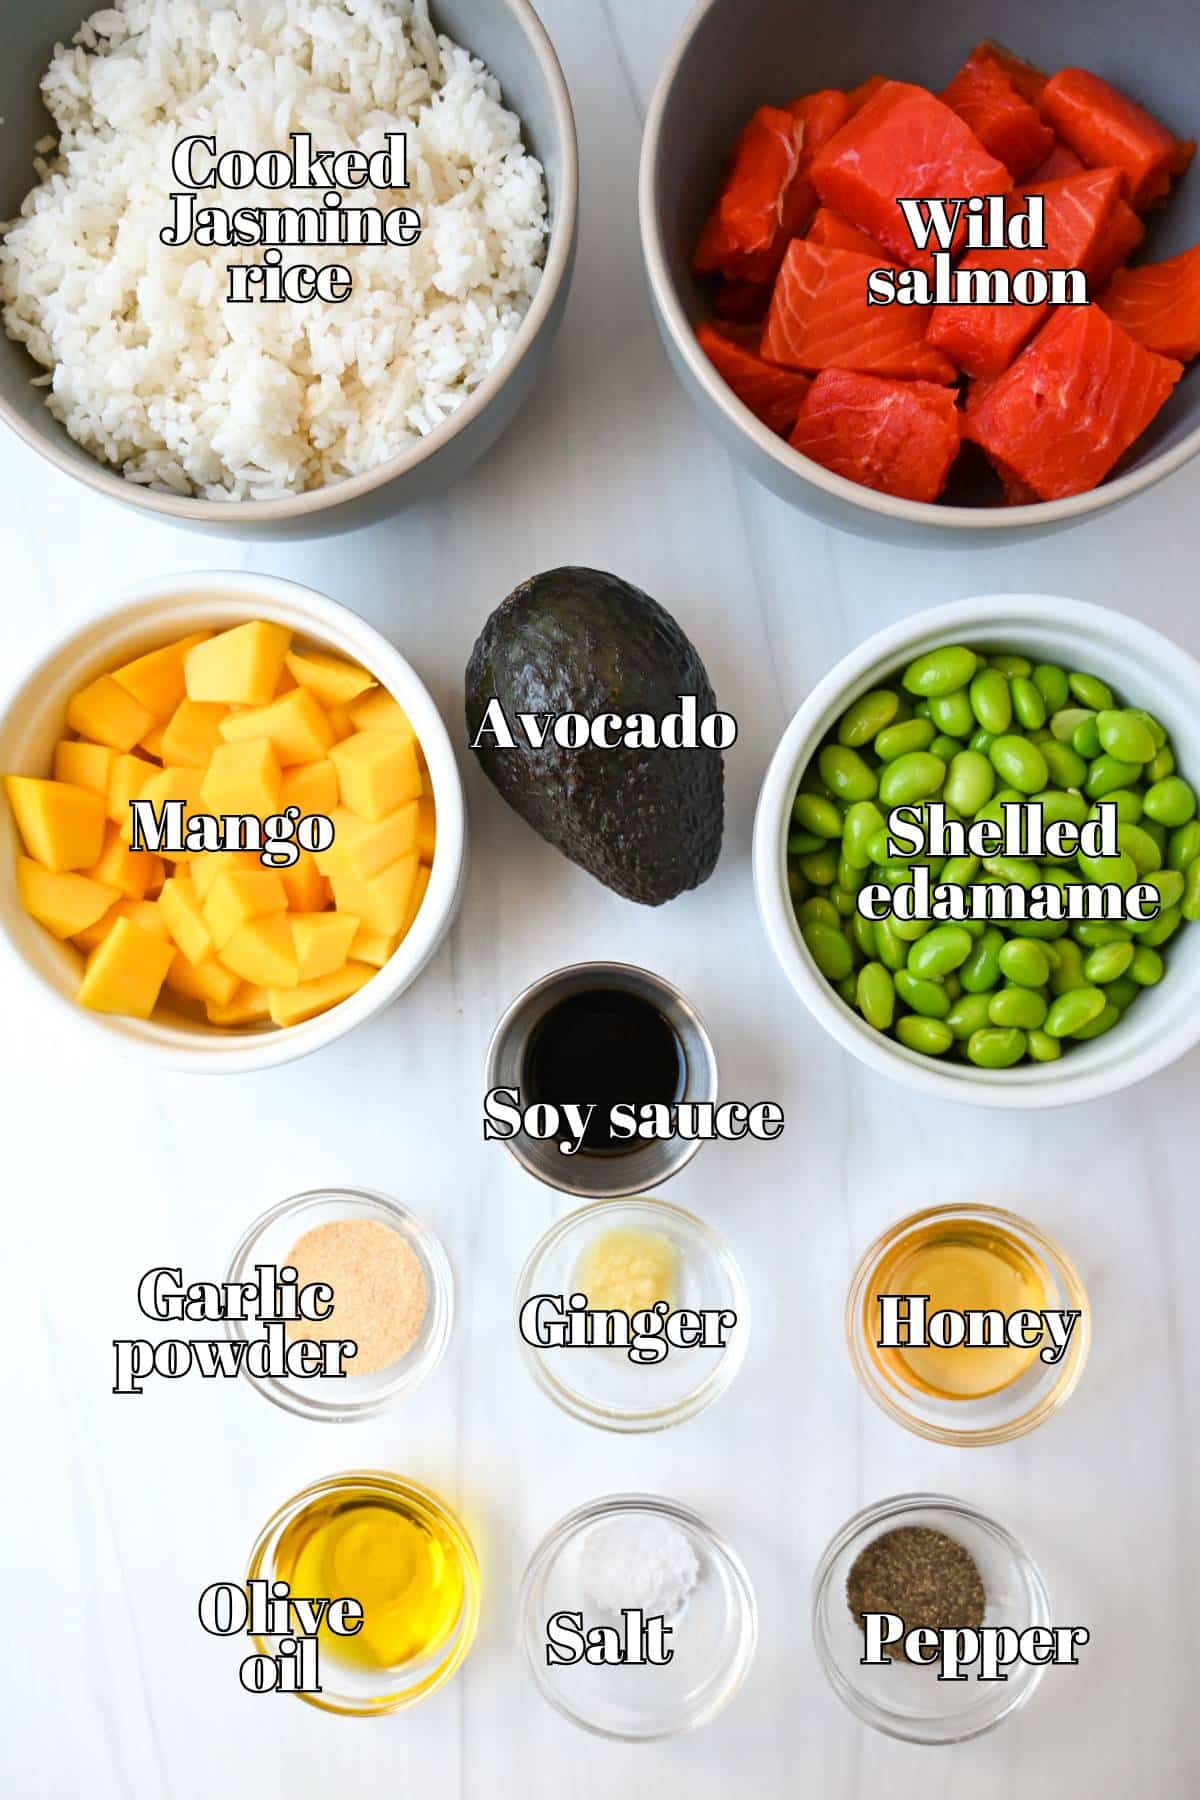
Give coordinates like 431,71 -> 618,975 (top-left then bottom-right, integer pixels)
639,0 -> 1200,545
0,0 -> 577,538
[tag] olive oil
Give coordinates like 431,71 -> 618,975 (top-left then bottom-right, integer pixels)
272,1482 -> 467,1670
866,1218 -> 1050,1401
523,987 -> 685,1155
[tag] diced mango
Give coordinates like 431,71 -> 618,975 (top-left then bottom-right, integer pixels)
285,648 -> 376,707
107,753 -> 152,825
349,922 -> 400,967
219,913 -> 299,988
111,631 -> 211,722
185,621 -> 292,705
268,961 -> 374,1027
330,853 -> 419,935
280,759 -> 338,815
417,789 -> 436,863
200,739 -> 282,819
54,740 -> 115,797
72,903 -> 120,953
139,723 -> 167,760
160,700 -> 230,769
279,849 -> 329,913
120,766 -> 207,847
158,875 -> 213,965
290,910 -> 360,982
5,776 -> 107,871
112,898 -> 169,936
78,915 -> 175,1018
17,857 -> 118,939
190,849 -> 268,901
203,868 -> 287,950
315,803 -> 418,881
218,687 -> 334,766
164,949 -> 240,1008
65,675 -> 155,752
324,704 -> 357,742
88,822 -> 164,899
403,864 -> 431,939
349,689 -> 415,739
206,983 -> 271,1027
331,731 -> 422,821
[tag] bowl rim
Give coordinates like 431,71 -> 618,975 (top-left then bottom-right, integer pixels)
0,0 -> 579,524
0,568 -> 466,1072
637,0 -> 1200,531
752,592 -> 1200,1108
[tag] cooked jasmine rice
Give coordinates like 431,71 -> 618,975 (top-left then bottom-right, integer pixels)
0,0 -> 547,499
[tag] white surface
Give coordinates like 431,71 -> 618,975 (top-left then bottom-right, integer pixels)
2,1 -> 1198,1794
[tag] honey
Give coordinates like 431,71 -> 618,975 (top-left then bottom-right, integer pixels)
865,1217 -> 1050,1401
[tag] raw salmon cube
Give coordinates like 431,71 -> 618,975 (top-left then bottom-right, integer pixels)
963,304 -> 1183,499
972,40 -> 1048,108
941,47 -> 1054,179
1030,142 -> 1085,183
1040,69 -> 1195,210
1088,197 -> 1146,287
788,370 -> 961,502
761,240 -> 957,382
784,88 -> 853,234
694,105 -> 805,283
845,75 -> 887,116
696,322 -> 811,434
811,81 -> 1012,267
807,206 -> 889,259
1100,244 -> 1200,362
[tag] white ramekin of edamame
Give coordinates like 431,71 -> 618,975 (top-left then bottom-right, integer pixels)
753,594 -> 1200,1109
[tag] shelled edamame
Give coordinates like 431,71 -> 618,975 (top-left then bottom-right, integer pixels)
789,644 -> 1199,1068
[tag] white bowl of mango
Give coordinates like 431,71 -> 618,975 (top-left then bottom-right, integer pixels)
0,572 -> 465,1071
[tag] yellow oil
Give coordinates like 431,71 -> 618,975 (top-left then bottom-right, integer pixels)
866,1219 -> 1050,1401
272,1483 -> 466,1671
573,1224 -> 678,1313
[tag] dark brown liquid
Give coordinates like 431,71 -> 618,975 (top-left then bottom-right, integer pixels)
523,988 -> 686,1155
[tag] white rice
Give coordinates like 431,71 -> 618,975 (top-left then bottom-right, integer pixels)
0,0 -> 547,499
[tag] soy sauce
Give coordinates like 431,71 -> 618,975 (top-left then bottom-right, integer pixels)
522,988 -> 685,1155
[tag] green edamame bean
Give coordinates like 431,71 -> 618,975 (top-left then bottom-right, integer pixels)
818,744 -> 877,804
875,717 -> 936,761
852,913 -> 877,960
990,654 -> 1032,678
1106,977 -> 1139,1011
989,734 -> 1048,794
1068,671 -> 1114,711
802,920 -> 853,982
1092,788 -> 1143,825
798,848 -> 838,886
1033,663 -> 1069,712
892,917 -> 932,944
1168,821 -> 1200,872
929,734 -> 959,763
946,993 -> 992,1039
1072,921 -> 1130,949
788,831 -> 822,856
1040,739 -> 1088,788
1044,986 -> 1106,1038
997,939 -> 1050,987
989,986 -> 1047,1030
1146,747 -> 1176,784
837,973 -> 859,1005
1127,869 -> 1185,925
1050,706 -> 1094,743
941,854 -> 981,887
1072,716 -> 1101,759
960,927 -> 1004,993
969,728 -> 996,755
894,969 -> 950,1018
1086,755 -> 1143,800
792,793 -> 843,839
1128,707 -> 1167,749
798,896 -> 840,929
1010,676 -> 1046,731
874,918 -> 907,971
837,854 -> 866,892
838,688 -> 899,747
1143,905 -> 1183,945
1027,1028 -> 1062,1063
983,855 -> 1040,890
907,923 -> 974,979
832,886 -> 858,916
902,646 -> 979,698
943,749 -> 995,815
896,1015 -> 953,1056
1071,1002 -> 1120,1041
1051,939 -> 1087,993
1096,709 -> 1156,764
1116,824 -> 1163,876
1035,788 -> 1090,829
878,752 -> 946,809
1185,861 -> 1200,923
1130,946 -> 1164,986
929,688 -> 976,738
967,1026 -> 1027,1068
1083,941 -> 1135,984
969,667 -> 1012,735
856,961 -> 895,1030
1143,776 -> 1197,828
1077,848 -> 1138,889
1143,819 -> 1168,856
842,801 -> 886,870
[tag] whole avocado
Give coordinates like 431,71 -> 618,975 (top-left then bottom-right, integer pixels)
465,568 -> 724,905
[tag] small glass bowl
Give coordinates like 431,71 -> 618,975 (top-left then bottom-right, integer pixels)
224,1187 -> 454,1422
516,1196 -> 749,1434
520,1493 -> 757,1740
812,1493 -> 1050,1745
246,1469 -> 480,1716
846,1203 -> 1090,1447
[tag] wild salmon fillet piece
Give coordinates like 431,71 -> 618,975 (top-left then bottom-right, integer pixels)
696,321 -> 812,434
973,40 -> 1048,108
761,239 -> 957,382
811,80 -> 1012,267
1040,69 -> 1196,211
789,369 -> 961,502
1030,142 -> 1085,183
807,206 -> 889,259
785,89 -> 853,235
1100,244 -> 1200,362
963,303 -> 1183,498
694,105 -> 805,284
941,46 -> 1054,179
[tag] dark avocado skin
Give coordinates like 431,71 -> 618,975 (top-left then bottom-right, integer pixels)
465,568 -> 724,905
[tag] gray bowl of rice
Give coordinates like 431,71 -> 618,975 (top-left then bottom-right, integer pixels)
0,0 -> 577,535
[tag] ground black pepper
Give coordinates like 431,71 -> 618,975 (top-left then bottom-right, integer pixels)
846,1526 -> 986,1660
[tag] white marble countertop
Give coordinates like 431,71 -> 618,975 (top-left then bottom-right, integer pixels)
3,1 -> 1199,1794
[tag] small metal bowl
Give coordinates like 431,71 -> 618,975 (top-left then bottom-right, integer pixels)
484,961 -> 719,1198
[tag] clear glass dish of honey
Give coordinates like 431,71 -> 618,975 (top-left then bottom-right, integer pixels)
846,1204 -> 1090,1447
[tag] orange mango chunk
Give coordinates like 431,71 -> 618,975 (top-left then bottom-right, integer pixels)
279,849 -> 328,913
78,915 -> 175,1017
107,753 -> 152,825
315,803 -> 418,880
291,910 -> 360,981
331,731 -> 422,821
417,786 -> 436,864
330,853 -> 419,936
6,776 -> 106,871
160,700 -> 230,769
111,631 -> 211,722
267,961 -> 374,1027
17,857 -> 119,939
185,621 -> 291,706
203,868 -> 287,950
349,921 -> 401,967
88,822 -> 164,899
348,689 -> 415,738
54,740 -> 115,797
206,983 -> 271,1027
189,849 -> 269,900
120,766 -> 207,847
200,739 -> 282,818
158,875 -> 214,965
219,913 -> 299,988
164,950 -> 240,1008
66,674 -> 156,752
218,686 -> 334,766
280,759 -> 338,815
285,648 -> 376,707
